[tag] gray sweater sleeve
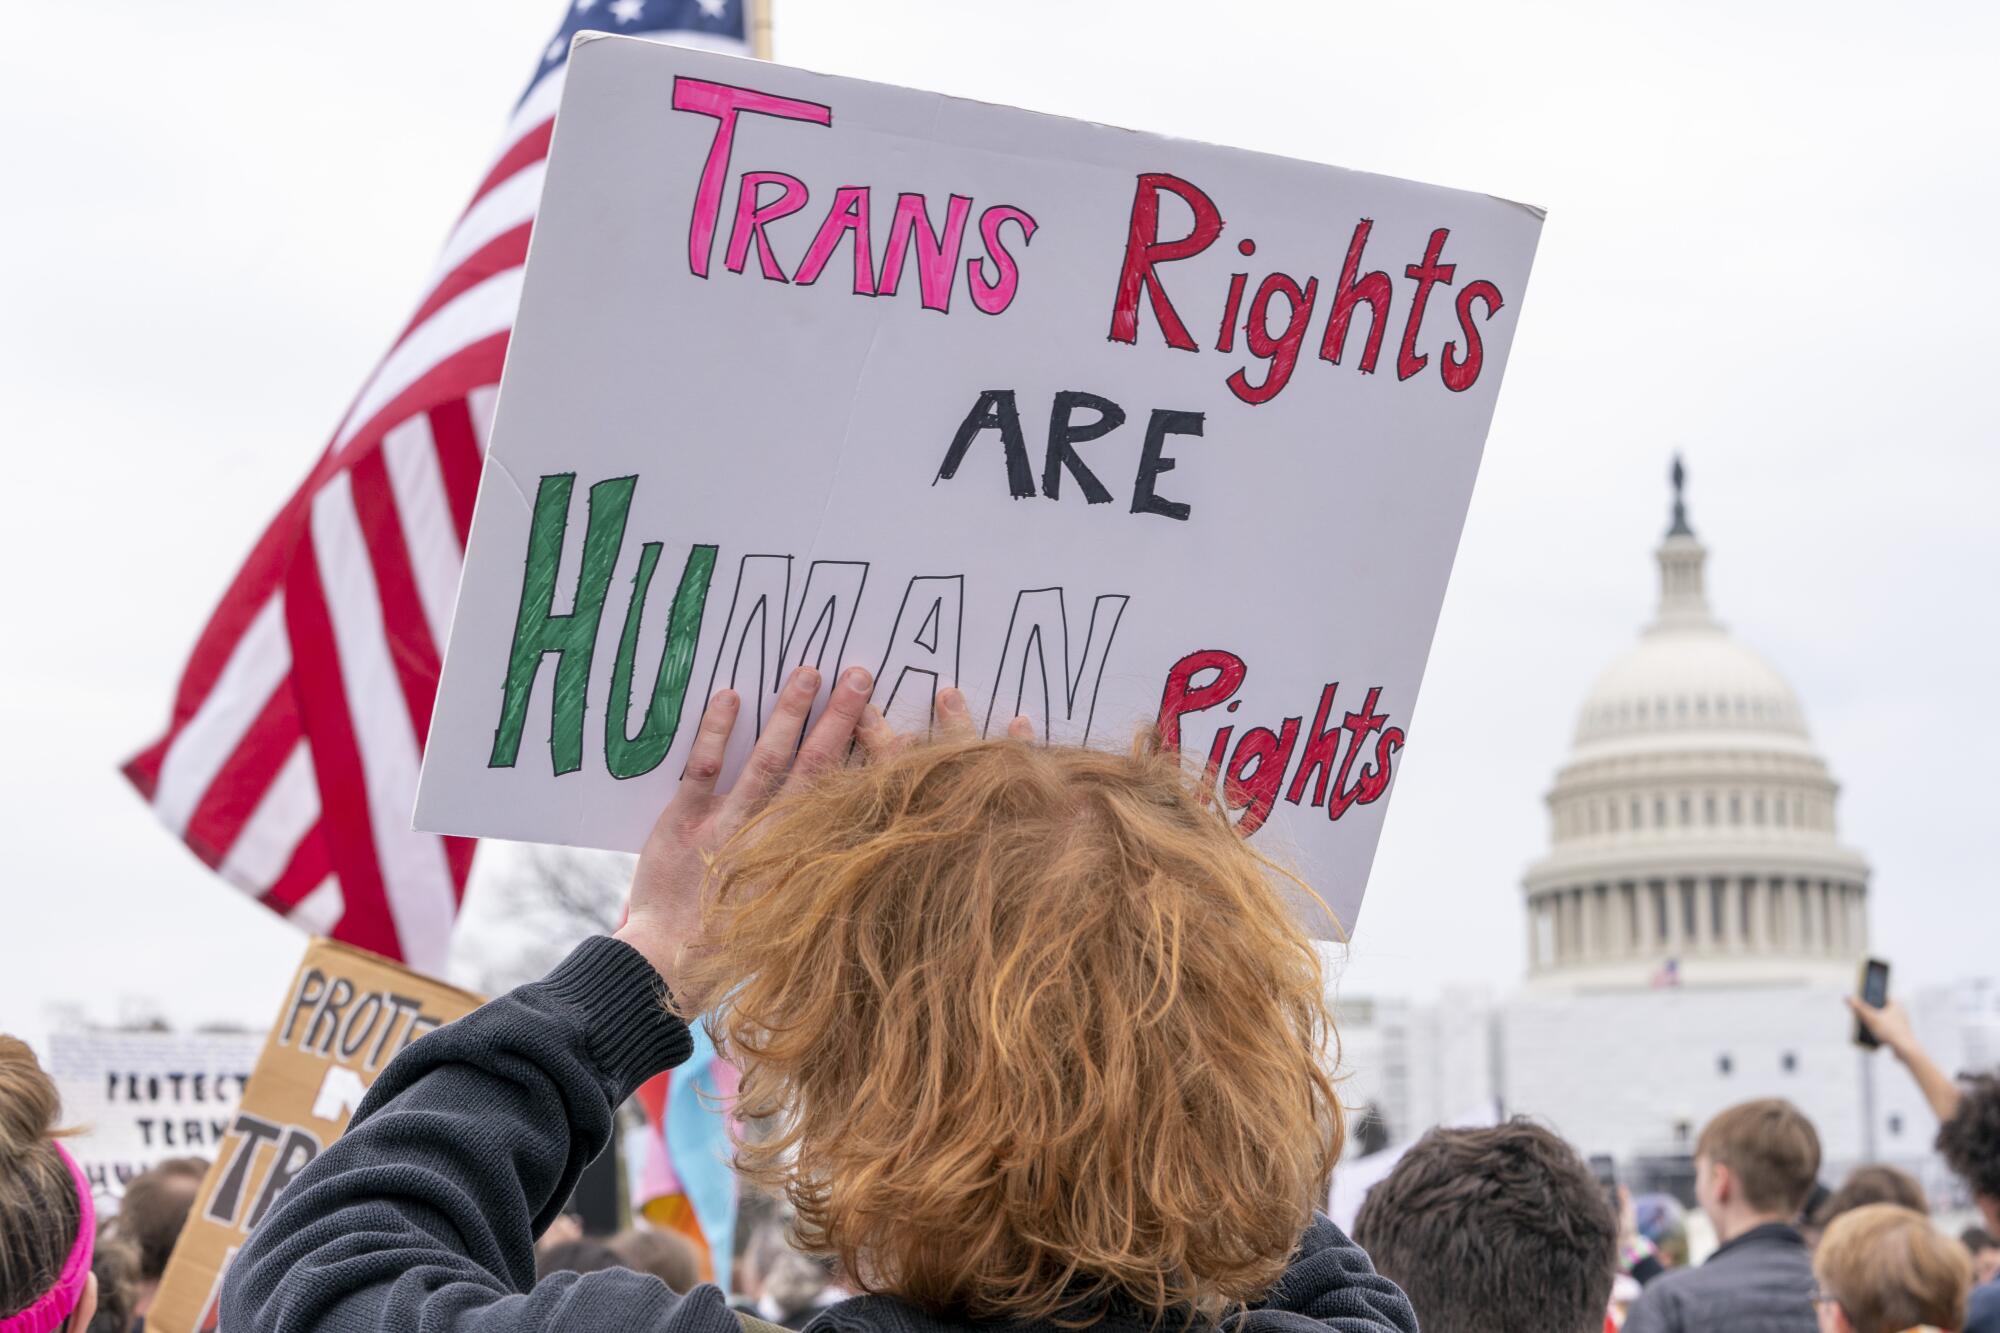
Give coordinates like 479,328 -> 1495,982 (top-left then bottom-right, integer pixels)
219,935 -> 728,1333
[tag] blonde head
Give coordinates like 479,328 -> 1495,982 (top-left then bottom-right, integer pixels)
1813,1203 -> 1971,1333
678,735 -> 1341,1322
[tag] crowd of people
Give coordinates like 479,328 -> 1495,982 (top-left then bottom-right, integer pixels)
2,679 -> 1996,1333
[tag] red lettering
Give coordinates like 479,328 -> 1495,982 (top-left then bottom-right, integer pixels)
1226,718 -> 1303,834
1107,173 -> 1223,350
1396,228 -> 1456,382
1327,687 -> 1390,820
1284,683 -> 1342,808
1156,649 -> 1246,751
1442,280 -> 1502,392
1320,220 -> 1393,374
1226,273 -> 1319,405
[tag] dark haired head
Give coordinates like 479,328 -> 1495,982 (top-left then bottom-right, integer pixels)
534,1237 -> 624,1282
1813,1163 -> 1929,1226
113,1156 -> 208,1282
1351,1119 -> 1616,1333
1938,1074 -> 2000,1206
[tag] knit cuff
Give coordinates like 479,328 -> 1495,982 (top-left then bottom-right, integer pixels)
538,935 -> 695,1100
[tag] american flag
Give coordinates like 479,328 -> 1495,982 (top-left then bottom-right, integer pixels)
123,0 -> 760,975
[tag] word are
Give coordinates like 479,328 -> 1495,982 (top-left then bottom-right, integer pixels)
1109,173 -> 1507,405
490,473 -> 1134,779
1157,649 -> 1404,834
935,388 -> 1202,521
676,77 -> 1037,314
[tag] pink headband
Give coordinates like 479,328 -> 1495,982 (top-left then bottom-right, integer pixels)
0,1143 -> 96,1333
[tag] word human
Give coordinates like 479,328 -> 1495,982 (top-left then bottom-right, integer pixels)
1109,173 -> 1508,406
675,77 -> 1037,314
488,472 -> 1133,780
1157,649 -> 1404,833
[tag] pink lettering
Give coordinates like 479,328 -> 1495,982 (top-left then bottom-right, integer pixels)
877,192 -> 973,313
670,77 -> 831,279
968,204 -> 1038,315
794,186 -> 876,294
725,171 -> 810,281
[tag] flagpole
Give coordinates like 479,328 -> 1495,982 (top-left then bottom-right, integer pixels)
749,0 -> 773,59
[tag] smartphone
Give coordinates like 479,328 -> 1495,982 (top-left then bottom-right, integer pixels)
1589,1153 -> 1618,1216
1854,958 -> 1890,1048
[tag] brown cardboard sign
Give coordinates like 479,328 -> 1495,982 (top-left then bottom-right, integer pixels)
147,939 -> 483,1333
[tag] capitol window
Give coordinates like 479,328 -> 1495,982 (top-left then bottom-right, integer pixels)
1680,794 -> 1692,824
1753,794 -> 1766,824
1730,793 -> 1742,824
1705,794 -> 1718,824
1654,797 -> 1667,827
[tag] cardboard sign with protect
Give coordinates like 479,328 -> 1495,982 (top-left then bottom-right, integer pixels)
146,940 -> 482,1333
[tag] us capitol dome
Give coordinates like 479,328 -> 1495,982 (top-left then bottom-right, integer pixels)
1522,460 -> 1871,990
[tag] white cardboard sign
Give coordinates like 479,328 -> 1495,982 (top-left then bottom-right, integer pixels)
416,35 -> 1542,935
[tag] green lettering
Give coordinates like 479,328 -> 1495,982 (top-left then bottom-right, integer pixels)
605,542 -> 718,779
488,473 -> 636,773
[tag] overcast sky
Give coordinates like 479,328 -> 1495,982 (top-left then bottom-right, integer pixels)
2,0 -> 1995,1048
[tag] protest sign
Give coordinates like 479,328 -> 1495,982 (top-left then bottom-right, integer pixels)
147,939 -> 481,1333
416,35 -> 1543,934
48,1031 -> 262,1207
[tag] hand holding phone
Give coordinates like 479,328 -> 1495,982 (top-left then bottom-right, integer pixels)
1852,958 -> 1891,1049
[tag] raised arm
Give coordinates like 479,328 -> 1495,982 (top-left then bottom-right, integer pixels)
225,667 -> 877,1333
1849,996 -> 1963,1125
219,936 -> 701,1332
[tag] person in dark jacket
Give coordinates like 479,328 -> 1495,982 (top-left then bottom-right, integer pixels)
220,670 -> 1417,1333
1623,1098 -> 1822,1333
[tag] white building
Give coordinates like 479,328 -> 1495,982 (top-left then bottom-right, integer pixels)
1502,462 -> 1940,1190
1339,463 -> 1991,1205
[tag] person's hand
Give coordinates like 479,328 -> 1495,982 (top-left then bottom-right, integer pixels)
1617,1184 -> 1639,1247
615,663 -> 874,1002
537,1212 -> 583,1252
855,685 -> 1033,758
1846,995 -> 1917,1058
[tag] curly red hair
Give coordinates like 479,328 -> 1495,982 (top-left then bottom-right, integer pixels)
677,735 -> 1342,1321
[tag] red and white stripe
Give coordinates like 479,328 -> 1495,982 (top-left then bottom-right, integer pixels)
124,35 -> 734,972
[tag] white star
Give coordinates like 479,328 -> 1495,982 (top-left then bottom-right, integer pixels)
573,0 -> 596,9
610,0 -> 644,21
546,36 -> 566,61
694,0 -> 726,17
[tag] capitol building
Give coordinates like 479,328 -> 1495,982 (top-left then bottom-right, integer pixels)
1333,463 -> 1998,1213
1522,462 -> 1869,992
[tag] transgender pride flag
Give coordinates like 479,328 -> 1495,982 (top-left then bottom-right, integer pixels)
630,1025 -> 740,1290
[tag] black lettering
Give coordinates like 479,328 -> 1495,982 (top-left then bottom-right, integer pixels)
246,1128 -> 323,1230
1131,409 -> 1201,522
936,389 -> 1034,498
206,1114 -> 283,1227
280,968 -> 328,1046
1040,391 -> 1122,504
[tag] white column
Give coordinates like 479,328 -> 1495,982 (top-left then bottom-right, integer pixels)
1749,878 -> 1770,952
1660,879 -> 1682,955
1580,885 -> 1599,963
